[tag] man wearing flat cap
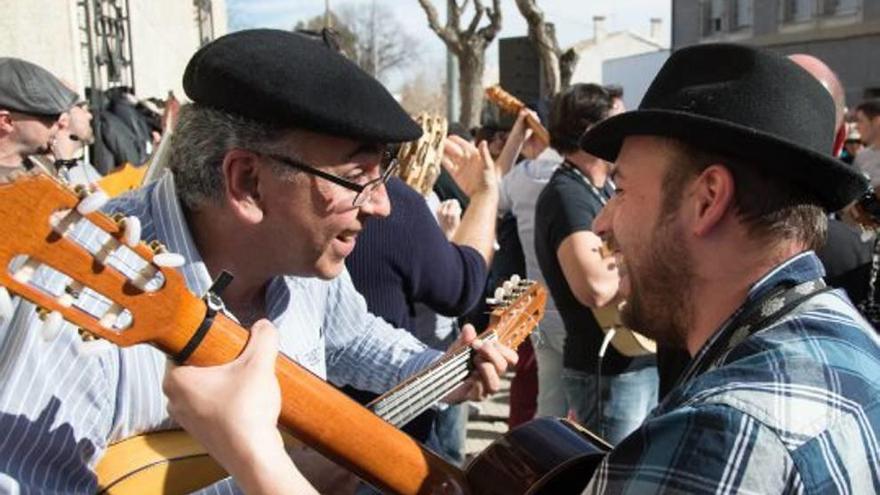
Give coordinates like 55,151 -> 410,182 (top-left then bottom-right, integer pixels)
0,29 -> 515,494
0,57 -> 85,179
154,43 -> 880,493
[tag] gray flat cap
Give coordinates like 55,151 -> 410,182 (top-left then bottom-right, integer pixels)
0,58 -> 78,116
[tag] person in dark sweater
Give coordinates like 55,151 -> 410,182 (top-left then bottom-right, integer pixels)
344,135 -> 499,466
346,176 -> 488,335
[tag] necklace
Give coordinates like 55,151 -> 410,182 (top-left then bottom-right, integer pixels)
562,159 -> 614,206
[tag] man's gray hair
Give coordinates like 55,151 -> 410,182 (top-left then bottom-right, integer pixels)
167,103 -> 290,210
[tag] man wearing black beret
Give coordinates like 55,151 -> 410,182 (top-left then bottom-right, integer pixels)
0,29 -> 515,494
154,42 -> 880,493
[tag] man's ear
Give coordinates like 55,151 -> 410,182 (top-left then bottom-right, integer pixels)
690,164 -> 735,237
221,150 -> 265,224
0,111 -> 13,134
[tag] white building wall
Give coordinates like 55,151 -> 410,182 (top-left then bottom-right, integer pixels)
1,0 -> 227,99
570,33 -> 665,85
0,0 -> 84,92
603,50 -> 670,110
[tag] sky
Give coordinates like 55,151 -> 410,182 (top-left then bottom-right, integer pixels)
226,0 -> 672,90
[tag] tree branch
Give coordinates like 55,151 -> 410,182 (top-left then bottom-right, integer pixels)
477,0 -> 502,42
465,0 -> 485,37
417,0 -> 460,50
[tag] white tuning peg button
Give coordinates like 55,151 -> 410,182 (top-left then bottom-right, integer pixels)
153,252 -> 185,268
510,274 -> 521,285
0,287 -> 13,324
40,311 -> 64,342
77,339 -> 115,357
494,287 -> 506,301
123,216 -> 142,248
502,281 -> 514,292
76,190 -> 109,215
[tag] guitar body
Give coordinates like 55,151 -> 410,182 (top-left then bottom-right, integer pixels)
96,430 -> 225,495
465,417 -> 609,495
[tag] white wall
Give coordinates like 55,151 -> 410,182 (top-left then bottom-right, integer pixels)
570,32 -> 664,85
0,0 -> 84,93
1,0 -> 228,100
603,50 -> 670,110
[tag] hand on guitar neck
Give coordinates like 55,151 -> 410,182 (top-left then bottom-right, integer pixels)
163,319 -> 517,493
164,320 -> 318,495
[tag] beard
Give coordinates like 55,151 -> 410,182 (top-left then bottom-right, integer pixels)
619,215 -> 693,349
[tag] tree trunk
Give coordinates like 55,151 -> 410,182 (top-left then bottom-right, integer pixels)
457,50 -> 485,129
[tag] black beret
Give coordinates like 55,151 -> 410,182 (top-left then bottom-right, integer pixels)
183,29 -> 422,143
0,58 -> 78,116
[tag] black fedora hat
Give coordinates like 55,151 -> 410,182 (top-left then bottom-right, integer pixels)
579,43 -> 868,212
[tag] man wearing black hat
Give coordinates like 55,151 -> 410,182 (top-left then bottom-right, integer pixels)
0,57 -> 82,179
579,43 -> 880,492
158,43 -> 880,492
0,30 -> 514,494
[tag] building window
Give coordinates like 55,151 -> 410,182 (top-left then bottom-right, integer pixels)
701,0 -> 726,36
730,0 -> 753,29
780,0 -> 815,22
77,0 -> 135,91
194,0 -> 214,47
820,0 -> 860,16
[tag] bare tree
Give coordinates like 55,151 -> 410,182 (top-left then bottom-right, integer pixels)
514,0 -> 579,97
399,71 -> 447,116
294,2 -> 418,85
337,2 -> 419,84
418,0 -> 502,128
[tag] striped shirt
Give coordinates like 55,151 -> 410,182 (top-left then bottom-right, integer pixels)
0,171 -> 441,494
583,252 -> 880,494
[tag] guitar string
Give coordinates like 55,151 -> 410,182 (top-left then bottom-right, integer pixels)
372,304 -> 538,418
376,311 -> 543,427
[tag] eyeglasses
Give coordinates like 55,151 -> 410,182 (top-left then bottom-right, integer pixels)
263,152 -> 398,207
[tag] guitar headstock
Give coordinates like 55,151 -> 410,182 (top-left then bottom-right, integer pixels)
0,172 -> 206,354
485,275 -> 547,350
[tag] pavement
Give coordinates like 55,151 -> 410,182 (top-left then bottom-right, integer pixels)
464,372 -> 512,459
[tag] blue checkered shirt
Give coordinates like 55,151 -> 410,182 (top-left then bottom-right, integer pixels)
584,252 -> 880,494
0,172 -> 441,494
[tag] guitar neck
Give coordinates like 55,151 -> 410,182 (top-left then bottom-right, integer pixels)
182,313 -> 467,495
368,331 -> 499,428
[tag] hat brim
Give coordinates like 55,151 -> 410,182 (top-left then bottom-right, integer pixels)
580,109 -> 868,212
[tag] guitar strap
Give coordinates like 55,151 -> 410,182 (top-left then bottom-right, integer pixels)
676,277 -> 830,387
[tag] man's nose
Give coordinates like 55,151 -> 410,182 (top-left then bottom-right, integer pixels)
358,184 -> 391,218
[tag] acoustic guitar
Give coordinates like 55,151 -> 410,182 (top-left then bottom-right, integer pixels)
593,242 -> 656,357
0,172 -> 547,494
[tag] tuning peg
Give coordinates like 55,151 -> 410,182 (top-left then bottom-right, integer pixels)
502,280 -> 514,293
38,309 -> 64,341
509,274 -> 521,285
148,240 -> 185,268
494,286 -> 506,301
0,287 -> 13,324
76,328 -> 114,356
76,189 -> 109,215
153,252 -> 185,268
120,215 -> 141,248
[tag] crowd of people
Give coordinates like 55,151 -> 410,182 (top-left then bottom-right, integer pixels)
1,25 -> 880,495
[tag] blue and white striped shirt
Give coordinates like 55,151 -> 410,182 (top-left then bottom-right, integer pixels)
584,252 -> 880,494
0,172 -> 442,494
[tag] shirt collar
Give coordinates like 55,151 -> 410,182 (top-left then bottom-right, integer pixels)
678,251 -> 825,386
149,171 -> 214,297
148,171 -> 292,322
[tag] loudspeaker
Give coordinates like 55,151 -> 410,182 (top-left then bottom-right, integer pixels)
499,36 -> 541,110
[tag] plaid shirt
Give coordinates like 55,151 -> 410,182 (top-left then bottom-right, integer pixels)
584,252 -> 880,494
